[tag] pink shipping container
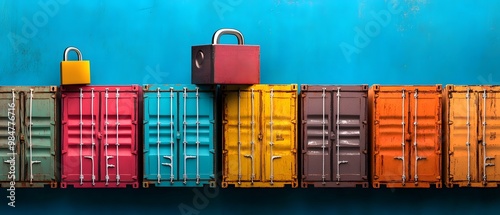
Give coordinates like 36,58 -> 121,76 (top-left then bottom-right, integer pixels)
60,85 -> 140,188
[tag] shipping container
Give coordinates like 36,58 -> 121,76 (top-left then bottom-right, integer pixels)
221,84 -> 298,188
300,85 -> 369,188
370,85 -> 442,188
142,84 -> 216,187
444,85 -> 500,188
60,85 -> 140,188
0,86 -> 58,188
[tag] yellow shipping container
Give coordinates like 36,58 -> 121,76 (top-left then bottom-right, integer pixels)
444,85 -> 500,188
221,84 -> 298,188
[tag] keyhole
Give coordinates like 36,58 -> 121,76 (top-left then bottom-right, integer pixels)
195,50 -> 204,69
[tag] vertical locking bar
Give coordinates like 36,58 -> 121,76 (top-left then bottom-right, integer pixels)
482,89 -> 487,183
250,89 -> 255,183
269,89 -> 281,185
29,89 -> 42,183
157,88 -> 162,183
336,87 -> 348,182
183,88 -> 187,183
466,88 -> 471,184
85,89 -> 96,186
105,89 -> 114,185
195,87 -> 200,184
398,89 -> 406,185
321,88 -> 326,184
168,87 -> 174,183
237,90 -> 242,184
79,88 -> 84,185
115,88 -> 120,185
414,89 -> 424,182
182,88 -> 197,184
244,89 -> 256,184
29,89 -> 33,183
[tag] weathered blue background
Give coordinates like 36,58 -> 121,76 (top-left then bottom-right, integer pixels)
1,0 -> 499,214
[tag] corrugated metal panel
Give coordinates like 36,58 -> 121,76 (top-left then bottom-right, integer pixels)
142,84 -> 215,187
445,85 -> 500,187
222,84 -> 298,188
61,85 -> 140,188
0,86 -> 58,188
371,85 -> 442,188
301,85 -> 368,188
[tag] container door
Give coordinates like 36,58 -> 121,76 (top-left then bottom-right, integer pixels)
479,90 -> 500,182
333,90 -> 367,182
178,88 -> 215,183
143,89 -> 177,183
223,89 -> 262,183
373,90 -> 409,183
448,90 -> 479,183
0,90 -> 20,182
61,90 -> 99,183
23,89 -> 56,182
99,90 -> 138,183
302,90 -> 332,182
262,88 -> 297,183
408,90 -> 441,182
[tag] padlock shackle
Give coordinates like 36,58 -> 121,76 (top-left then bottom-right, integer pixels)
63,47 -> 83,61
212,28 -> 245,45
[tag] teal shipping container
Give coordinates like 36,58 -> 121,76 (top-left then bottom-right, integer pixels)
0,86 -> 58,188
142,84 -> 216,187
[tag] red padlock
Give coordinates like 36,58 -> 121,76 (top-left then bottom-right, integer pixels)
191,29 -> 260,84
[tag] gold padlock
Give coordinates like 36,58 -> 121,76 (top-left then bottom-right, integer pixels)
60,47 -> 90,85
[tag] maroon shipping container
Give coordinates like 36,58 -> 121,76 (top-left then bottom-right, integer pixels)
301,85 -> 369,188
60,85 -> 140,188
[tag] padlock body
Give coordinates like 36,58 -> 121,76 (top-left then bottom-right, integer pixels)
60,61 -> 90,85
191,44 -> 260,84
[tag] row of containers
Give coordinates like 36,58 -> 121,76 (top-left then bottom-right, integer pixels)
1,84 -> 499,188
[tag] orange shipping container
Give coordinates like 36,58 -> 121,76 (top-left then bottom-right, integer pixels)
370,85 -> 442,188
444,85 -> 500,188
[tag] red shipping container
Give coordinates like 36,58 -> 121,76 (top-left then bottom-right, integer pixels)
60,85 -> 140,188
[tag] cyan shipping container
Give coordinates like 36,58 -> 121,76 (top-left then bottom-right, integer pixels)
143,84 -> 216,187
0,86 -> 58,188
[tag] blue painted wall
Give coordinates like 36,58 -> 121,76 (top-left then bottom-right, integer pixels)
1,0 -> 500,214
